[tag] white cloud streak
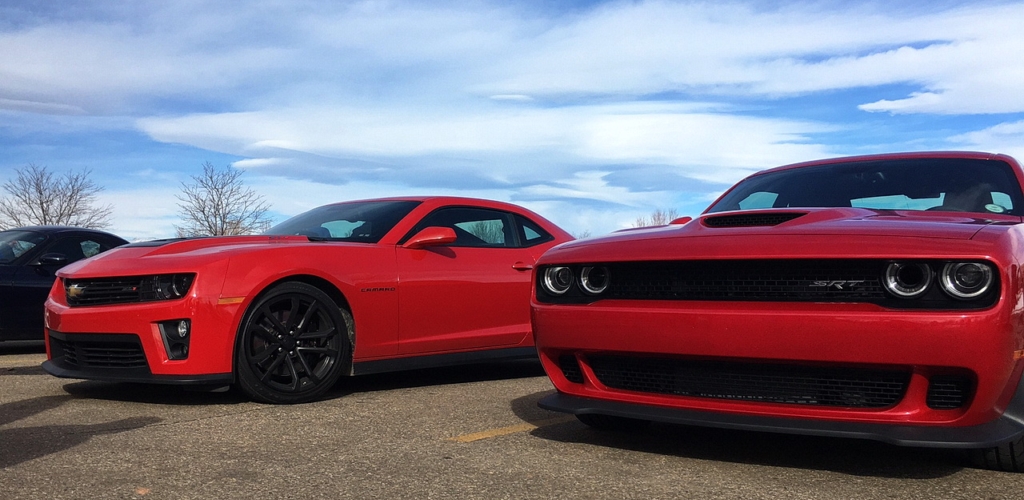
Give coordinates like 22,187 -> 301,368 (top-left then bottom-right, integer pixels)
3,1 -> 1024,239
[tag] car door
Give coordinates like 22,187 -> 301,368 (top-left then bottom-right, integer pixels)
394,207 -> 543,355
6,234 -> 119,339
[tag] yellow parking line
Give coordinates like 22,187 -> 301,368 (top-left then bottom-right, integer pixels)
450,416 -> 576,443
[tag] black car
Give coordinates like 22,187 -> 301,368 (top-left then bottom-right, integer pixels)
0,226 -> 127,341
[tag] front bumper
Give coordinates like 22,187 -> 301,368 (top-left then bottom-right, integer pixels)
43,330 -> 233,385
533,299 -> 1024,431
43,289 -> 243,381
539,389 -> 1024,449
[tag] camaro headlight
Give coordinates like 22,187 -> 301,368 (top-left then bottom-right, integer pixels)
146,274 -> 196,301
883,262 -> 932,298
543,267 -> 574,295
940,262 -> 994,299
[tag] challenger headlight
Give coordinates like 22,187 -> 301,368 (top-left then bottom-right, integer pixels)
883,262 -> 932,298
542,266 -> 574,295
940,262 -> 993,299
580,266 -> 610,295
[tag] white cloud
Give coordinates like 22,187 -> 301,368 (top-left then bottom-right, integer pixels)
948,120 -> 1024,161
5,1 -> 1024,238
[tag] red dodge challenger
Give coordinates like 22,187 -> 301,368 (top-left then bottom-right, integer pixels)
43,196 -> 571,404
532,152 -> 1024,472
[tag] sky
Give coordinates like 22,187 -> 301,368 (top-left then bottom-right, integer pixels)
2,0 -> 1024,241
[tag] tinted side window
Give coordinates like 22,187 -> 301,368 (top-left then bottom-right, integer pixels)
515,214 -> 555,247
406,207 -> 515,248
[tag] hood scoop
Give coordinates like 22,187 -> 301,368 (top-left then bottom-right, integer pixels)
702,212 -> 807,228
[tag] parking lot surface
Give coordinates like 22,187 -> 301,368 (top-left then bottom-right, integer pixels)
3,343 -> 1024,499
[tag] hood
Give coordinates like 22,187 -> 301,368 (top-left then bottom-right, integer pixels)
57,235 -> 323,277
542,208 -> 1021,263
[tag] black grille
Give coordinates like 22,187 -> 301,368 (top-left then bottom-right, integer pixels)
559,355 -> 584,384
702,213 -> 806,228
587,355 -> 910,408
64,275 -> 193,307
926,375 -> 973,409
49,332 -> 149,370
607,259 -> 885,302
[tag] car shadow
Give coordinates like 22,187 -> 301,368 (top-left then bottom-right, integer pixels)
324,359 -> 547,399
52,360 -> 546,405
59,380 -> 251,406
511,390 -> 966,479
0,341 -> 46,355
0,395 -> 162,469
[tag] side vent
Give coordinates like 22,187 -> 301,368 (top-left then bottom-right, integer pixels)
703,212 -> 806,228
559,355 -> 585,384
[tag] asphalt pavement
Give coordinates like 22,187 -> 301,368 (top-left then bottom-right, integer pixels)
3,343 -> 1024,499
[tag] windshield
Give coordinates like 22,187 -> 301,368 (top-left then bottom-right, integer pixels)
707,158 -> 1024,216
0,230 -> 47,264
265,200 -> 421,243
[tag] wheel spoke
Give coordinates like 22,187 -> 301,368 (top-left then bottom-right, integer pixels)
294,352 -> 322,385
297,325 -> 336,341
259,303 -> 288,334
258,352 -> 287,382
296,299 -> 320,333
297,346 -> 333,356
286,297 -> 301,331
283,356 -> 301,391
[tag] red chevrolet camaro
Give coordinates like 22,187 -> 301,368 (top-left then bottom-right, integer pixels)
43,196 -> 571,404
532,152 -> 1024,471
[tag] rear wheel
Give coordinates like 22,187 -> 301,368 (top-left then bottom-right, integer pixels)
235,282 -> 352,404
576,413 -> 651,432
968,437 -> 1024,472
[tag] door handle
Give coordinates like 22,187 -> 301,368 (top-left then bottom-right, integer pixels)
511,261 -> 534,271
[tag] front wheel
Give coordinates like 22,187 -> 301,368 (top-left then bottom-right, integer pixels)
235,282 -> 352,404
968,437 -> 1024,472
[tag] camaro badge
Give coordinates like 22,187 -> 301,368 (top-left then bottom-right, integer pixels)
67,283 -> 86,298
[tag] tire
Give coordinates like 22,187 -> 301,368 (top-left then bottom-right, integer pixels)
968,437 -> 1024,472
576,413 -> 651,432
235,282 -> 352,404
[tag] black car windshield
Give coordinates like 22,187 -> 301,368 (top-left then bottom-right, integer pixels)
707,158 -> 1024,216
0,230 -> 47,264
265,200 -> 422,243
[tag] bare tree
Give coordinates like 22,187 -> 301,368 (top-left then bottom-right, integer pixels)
175,162 -> 273,237
0,164 -> 113,229
632,208 -> 680,228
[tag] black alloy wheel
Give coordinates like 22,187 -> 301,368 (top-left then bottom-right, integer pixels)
235,282 -> 352,404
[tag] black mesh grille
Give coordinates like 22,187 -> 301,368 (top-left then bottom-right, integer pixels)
49,332 -> 149,370
64,275 -> 193,307
702,213 -> 806,228
926,375 -> 973,409
559,355 -> 584,384
606,259 -> 886,302
587,355 -> 910,408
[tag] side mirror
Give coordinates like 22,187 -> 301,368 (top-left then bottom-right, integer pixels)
402,227 -> 457,249
35,253 -> 69,266
670,216 -> 693,225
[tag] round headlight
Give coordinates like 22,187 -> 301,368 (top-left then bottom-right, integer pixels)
171,274 -> 193,297
543,267 -> 574,295
579,266 -> 610,295
883,262 -> 932,298
940,262 -> 993,299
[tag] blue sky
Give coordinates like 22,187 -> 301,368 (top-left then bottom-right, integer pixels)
2,0 -> 1024,240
